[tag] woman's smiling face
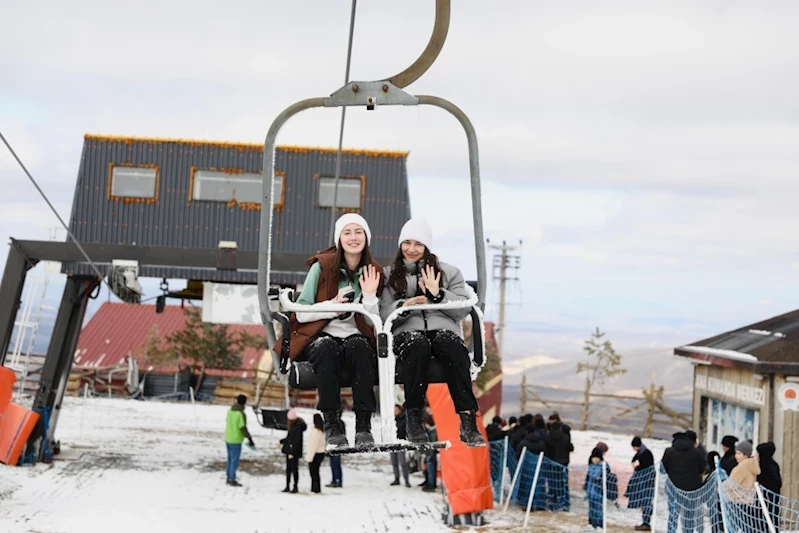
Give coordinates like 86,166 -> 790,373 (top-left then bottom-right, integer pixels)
340,223 -> 366,254
401,240 -> 425,262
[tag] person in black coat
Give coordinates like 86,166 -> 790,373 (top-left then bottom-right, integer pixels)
686,430 -> 709,475
546,420 -> 573,511
516,425 -> 546,459
486,416 -> 506,441
390,404 -> 411,487
625,436 -> 655,531
661,432 -> 705,532
719,435 -> 739,475
280,410 -> 307,493
757,442 -> 782,532
510,414 -> 533,452
546,421 -> 573,466
707,451 -> 720,474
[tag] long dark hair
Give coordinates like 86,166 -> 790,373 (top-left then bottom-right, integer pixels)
334,237 -> 375,281
313,413 -> 324,431
388,246 -> 444,296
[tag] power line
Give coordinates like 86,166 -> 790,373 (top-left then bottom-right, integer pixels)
0,131 -> 110,290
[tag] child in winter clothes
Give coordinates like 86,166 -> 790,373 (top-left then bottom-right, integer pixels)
274,213 -> 385,451
390,405 -> 411,487
422,414 -> 438,492
625,436 -> 655,531
280,409 -> 307,493
584,447 -> 613,530
305,413 -> 327,493
379,217 -> 485,448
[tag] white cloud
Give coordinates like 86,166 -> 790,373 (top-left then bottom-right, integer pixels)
3,1 -> 799,390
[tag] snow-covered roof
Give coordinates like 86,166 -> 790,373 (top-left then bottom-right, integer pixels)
677,345 -> 757,363
674,307 -> 799,371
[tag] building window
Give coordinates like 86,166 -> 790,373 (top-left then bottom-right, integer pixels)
192,169 -> 284,206
317,176 -> 363,209
701,396 -> 760,452
110,165 -> 158,200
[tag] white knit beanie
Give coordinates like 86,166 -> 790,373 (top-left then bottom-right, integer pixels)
334,213 -> 371,247
398,217 -> 433,250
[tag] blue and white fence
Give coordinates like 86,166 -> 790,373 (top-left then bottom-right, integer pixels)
489,438 -> 799,532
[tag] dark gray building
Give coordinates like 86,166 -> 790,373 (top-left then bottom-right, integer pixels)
63,134 -> 412,284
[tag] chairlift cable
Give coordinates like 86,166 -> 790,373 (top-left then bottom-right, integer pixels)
0,131 -> 111,290
328,0 -> 358,245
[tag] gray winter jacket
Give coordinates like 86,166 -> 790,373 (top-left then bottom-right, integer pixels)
379,260 -> 472,337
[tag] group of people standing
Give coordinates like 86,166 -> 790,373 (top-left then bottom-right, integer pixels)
628,431 -> 783,533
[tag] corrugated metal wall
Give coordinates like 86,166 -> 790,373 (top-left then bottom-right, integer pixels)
143,371 -> 191,397
197,375 -> 220,398
64,135 -> 411,284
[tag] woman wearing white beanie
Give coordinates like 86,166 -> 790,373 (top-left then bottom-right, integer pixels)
379,217 -> 486,447
274,213 -> 384,451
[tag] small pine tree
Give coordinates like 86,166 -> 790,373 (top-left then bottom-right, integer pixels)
166,306 -> 242,371
137,306 -> 254,375
137,324 -> 175,368
577,327 -> 626,430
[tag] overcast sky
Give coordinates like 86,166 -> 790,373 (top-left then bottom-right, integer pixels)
3,1 -> 799,392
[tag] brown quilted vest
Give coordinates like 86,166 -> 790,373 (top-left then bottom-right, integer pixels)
274,246 -> 384,362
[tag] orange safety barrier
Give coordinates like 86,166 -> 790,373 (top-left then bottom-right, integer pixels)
0,366 -> 14,416
426,383 -> 493,515
0,403 -> 39,466
0,367 -> 39,466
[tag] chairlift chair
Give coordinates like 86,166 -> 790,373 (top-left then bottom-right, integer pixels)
257,0 -> 488,454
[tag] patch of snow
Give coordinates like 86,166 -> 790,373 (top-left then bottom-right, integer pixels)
0,398 -> 677,533
503,354 -> 564,375
749,329 -> 771,336
0,398 -> 451,533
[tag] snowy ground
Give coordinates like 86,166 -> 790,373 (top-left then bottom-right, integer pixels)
0,397 -> 671,532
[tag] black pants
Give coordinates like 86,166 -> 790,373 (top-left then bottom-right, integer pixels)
395,329 -> 478,412
309,453 -> 325,493
307,334 -> 377,412
285,456 -> 299,488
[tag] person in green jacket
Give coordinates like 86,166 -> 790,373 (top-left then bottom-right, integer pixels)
225,394 -> 254,486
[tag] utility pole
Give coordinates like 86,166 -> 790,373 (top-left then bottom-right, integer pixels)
520,372 -> 528,415
487,239 -> 522,361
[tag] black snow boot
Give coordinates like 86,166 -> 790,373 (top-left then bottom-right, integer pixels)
323,409 -> 348,450
405,408 -> 429,443
458,411 -> 487,447
354,411 -> 375,447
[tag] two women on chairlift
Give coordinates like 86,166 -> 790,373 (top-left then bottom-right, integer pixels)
277,213 -> 485,450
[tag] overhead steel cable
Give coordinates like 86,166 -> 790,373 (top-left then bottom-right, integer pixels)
328,0 -> 358,245
0,131 -> 111,290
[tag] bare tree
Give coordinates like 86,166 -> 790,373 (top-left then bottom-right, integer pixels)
577,327 -> 627,430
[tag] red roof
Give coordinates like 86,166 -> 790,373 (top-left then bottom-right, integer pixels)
75,302 -> 267,378
484,322 -> 497,350
75,302 -> 498,378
